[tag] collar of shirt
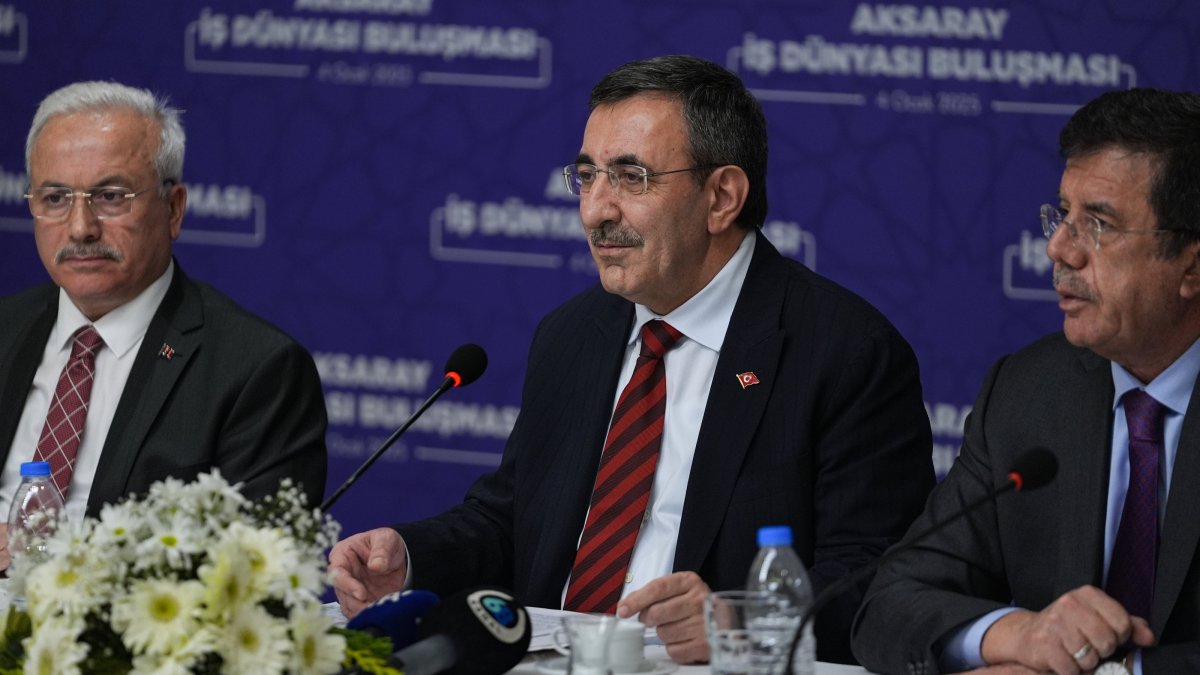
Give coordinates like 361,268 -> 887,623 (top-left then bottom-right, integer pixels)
1110,335 -> 1200,415
52,261 -> 176,360
629,230 -> 756,350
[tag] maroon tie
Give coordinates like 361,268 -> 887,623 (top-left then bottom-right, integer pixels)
1106,389 -> 1165,621
564,320 -> 684,613
34,325 -> 104,498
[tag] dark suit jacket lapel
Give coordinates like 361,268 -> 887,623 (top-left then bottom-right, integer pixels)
675,232 -> 785,572
1152,374 -> 1200,633
529,293 -> 632,600
0,290 -> 57,469
88,266 -> 203,512
1054,349 -> 1114,594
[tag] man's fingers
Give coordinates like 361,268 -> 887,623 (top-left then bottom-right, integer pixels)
662,632 -> 708,664
1130,616 -> 1156,647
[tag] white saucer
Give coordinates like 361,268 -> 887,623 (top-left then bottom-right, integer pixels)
535,656 -> 679,675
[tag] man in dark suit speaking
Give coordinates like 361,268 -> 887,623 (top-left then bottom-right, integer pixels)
0,81 -> 328,568
853,89 -> 1200,674
330,54 -> 934,664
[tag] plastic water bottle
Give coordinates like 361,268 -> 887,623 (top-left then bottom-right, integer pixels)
7,461 -> 66,583
746,525 -> 815,675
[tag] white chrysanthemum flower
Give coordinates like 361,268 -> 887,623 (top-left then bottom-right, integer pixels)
93,501 -> 147,549
22,615 -> 87,675
129,653 -> 193,675
216,604 -> 291,675
287,602 -> 347,675
43,518 -> 90,559
197,544 -> 257,619
145,475 -> 188,509
206,521 -> 292,601
129,626 -> 216,675
111,578 -> 205,655
24,554 -> 109,621
281,555 -> 325,606
134,511 -> 206,571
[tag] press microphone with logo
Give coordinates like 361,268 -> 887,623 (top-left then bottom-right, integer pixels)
784,447 -> 1059,672
387,586 -> 532,675
345,589 -> 441,649
319,343 -> 488,512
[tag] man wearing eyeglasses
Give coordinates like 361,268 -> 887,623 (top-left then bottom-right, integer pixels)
0,81 -> 327,569
330,54 -> 934,664
853,88 -> 1200,675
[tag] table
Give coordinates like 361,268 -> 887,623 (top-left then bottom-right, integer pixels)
510,645 -> 874,675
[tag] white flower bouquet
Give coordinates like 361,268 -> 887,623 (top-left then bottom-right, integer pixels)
0,471 -> 395,675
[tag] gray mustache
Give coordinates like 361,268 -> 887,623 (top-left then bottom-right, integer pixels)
55,243 -> 123,264
1053,267 -> 1094,301
589,224 -> 644,247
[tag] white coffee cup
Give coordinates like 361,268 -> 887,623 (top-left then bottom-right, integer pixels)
553,615 -> 646,674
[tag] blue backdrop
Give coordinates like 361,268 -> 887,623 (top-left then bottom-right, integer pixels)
1,0 -> 1196,540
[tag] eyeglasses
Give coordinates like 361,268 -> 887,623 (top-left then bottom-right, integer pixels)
562,163 -> 714,197
24,183 -> 166,221
1040,203 -> 1187,250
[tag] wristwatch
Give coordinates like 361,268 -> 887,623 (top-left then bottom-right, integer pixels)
1095,653 -> 1134,675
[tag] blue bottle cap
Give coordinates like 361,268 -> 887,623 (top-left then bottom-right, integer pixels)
19,461 -> 51,477
757,525 -> 793,546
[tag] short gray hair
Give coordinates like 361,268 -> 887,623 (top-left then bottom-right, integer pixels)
26,81 -> 186,186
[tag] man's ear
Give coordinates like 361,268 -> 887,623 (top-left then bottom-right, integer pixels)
167,182 -> 187,241
706,165 -> 749,235
1179,240 -> 1200,300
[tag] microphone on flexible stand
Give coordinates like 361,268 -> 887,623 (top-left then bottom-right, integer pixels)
319,343 -> 488,512
784,447 -> 1059,673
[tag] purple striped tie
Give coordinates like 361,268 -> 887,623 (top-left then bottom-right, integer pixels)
564,320 -> 683,613
1106,389 -> 1165,621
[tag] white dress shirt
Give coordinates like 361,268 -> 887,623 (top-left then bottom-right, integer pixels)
1,263 -> 174,524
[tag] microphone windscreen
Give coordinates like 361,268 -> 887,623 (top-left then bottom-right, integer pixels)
347,589 -> 441,649
1008,448 -> 1058,491
444,344 -> 488,387
416,586 -> 531,675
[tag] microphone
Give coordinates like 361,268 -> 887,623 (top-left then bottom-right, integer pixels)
320,344 -> 488,512
784,448 -> 1058,672
388,586 -> 532,675
346,589 -> 441,649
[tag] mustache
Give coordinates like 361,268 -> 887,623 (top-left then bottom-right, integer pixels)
1053,266 -> 1095,301
55,243 -> 123,264
589,223 -> 644,247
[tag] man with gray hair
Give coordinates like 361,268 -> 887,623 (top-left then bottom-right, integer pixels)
0,81 -> 328,569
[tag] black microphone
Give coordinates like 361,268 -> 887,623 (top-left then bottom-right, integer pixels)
346,589 -> 441,649
319,344 -> 488,512
388,586 -> 532,675
784,447 -> 1058,672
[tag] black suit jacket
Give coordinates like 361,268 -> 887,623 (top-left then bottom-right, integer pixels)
397,233 -> 934,663
0,263 -> 328,514
852,333 -> 1200,674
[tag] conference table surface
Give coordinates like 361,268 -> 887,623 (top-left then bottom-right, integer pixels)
513,645 -> 873,674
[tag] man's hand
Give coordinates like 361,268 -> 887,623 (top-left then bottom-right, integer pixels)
980,585 -> 1155,674
617,571 -> 711,664
328,527 -> 409,618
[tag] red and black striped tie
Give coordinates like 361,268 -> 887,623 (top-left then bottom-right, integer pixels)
564,320 -> 684,613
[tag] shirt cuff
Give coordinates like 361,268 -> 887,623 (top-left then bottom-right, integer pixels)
937,607 -> 1022,672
